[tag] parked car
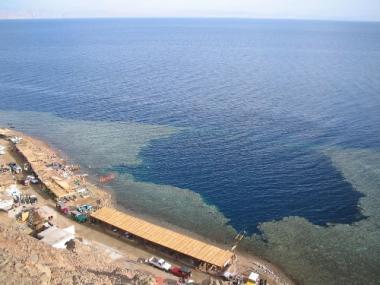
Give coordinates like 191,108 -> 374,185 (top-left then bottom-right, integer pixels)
56,201 -> 69,214
9,162 -> 22,174
147,256 -> 172,271
177,278 -> 195,285
77,204 -> 93,213
23,178 -> 30,186
26,175 -> 39,184
222,271 -> 236,281
71,210 -> 88,223
170,266 -> 192,278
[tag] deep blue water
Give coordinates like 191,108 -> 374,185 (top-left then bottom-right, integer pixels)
1,18 -> 380,234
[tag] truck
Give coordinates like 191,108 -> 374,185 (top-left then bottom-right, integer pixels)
26,175 -> 39,184
56,202 -> 69,215
147,256 -> 172,272
71,210 -> 88,223
24,175 -> 39,186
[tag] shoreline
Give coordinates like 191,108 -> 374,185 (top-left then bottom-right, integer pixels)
0,127 -> 296,285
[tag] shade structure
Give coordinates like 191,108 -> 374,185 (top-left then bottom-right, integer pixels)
91,207 -> 234,268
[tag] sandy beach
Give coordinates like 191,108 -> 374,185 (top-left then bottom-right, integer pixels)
0,128 -> 295,285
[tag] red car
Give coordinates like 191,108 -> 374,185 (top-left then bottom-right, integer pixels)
170,266 -> 192,278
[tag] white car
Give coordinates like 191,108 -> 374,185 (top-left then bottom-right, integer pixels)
222,271 -> 236,280
147,256 -> 172,271
26,175 -> 39,184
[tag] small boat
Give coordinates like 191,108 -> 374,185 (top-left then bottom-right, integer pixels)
99,173 -> 116,184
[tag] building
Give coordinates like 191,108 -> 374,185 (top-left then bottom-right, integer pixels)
90,207 -> 235,272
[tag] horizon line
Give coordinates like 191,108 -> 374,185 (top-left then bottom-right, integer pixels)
0,15 -> 379,24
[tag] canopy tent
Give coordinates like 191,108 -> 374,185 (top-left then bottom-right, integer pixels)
38,225 -> 75,249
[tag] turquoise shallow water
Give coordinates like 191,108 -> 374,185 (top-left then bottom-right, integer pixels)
0,19 -> 380,284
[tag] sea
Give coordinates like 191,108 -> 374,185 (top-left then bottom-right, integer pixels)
0,18 -> 379,285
